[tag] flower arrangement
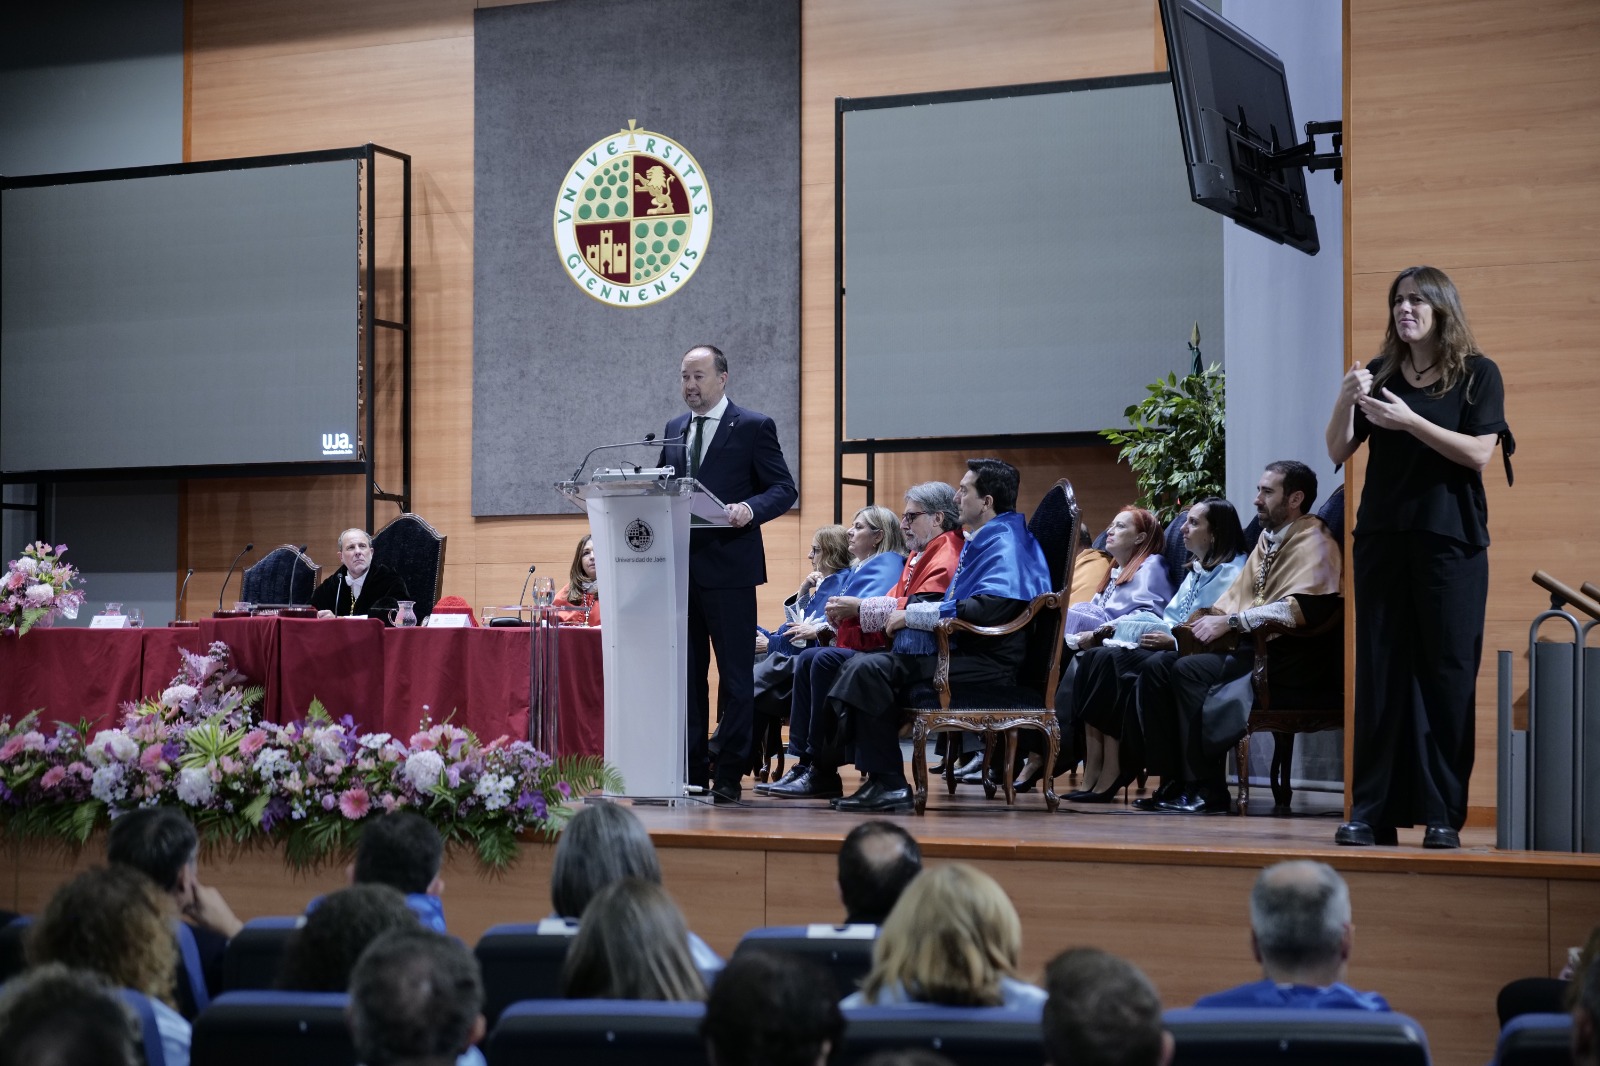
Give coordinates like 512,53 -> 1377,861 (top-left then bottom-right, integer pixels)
0,642 -> 620,870
2,542 -> 88,637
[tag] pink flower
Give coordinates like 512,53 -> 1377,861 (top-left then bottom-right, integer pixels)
39,766 -> 66,789
409,732 -> 437,750
139,745 -> 165,771
0,737 -> 24,762
338,788 -> 370,819
68,760 -> 92,779
380,793 -> 400,812
239,730 -> 267,757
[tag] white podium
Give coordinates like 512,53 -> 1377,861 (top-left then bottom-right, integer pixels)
556,468 -> 729,799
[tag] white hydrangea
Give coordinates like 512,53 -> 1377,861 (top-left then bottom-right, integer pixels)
25,584 -> 54,605
87,730 -> 139,767
176,767 -> 215,806
403,749 -> 445,792
359,732 -> 392,750
253,747 -> 291,779
90,764 -> 127,804
15,558 -> 38,576
161,684 -> 199,707
473,772 -> 512,812
310,728 -> 345,763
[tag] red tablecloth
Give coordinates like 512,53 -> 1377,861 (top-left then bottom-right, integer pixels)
0,622 -> 603,758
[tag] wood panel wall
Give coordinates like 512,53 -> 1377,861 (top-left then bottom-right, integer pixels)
1345,0 -> 1600,818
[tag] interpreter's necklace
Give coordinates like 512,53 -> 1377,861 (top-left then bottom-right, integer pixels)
1405,354 -> 1438,383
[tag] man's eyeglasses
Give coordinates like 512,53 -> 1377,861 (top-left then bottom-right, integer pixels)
901,510 -> 932,523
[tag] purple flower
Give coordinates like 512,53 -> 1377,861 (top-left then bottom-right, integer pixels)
320,793 -> 337,811
556,781 -> 572,798
260,796 -> 290,831
162,741 -> 181,762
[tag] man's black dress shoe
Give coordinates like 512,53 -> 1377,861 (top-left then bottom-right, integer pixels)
1333,821 -> 1399,846
710,780 -> 742,805
755,763 -> 806,795
1131,779 -> 1182,812
1157,786 -> 1231,814
765,767 -> 843,799
833,778 -> 914,813
1422,825 -> 1461,849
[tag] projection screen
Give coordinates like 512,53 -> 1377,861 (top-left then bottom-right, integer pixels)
1,158 -> 360,476
842,74 -> 1222,441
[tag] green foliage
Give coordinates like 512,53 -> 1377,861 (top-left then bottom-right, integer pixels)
1100,361 -> 1227,524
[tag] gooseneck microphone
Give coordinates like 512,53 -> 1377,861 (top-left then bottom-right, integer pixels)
218,543 -> 254,611
517,565 -> 537,609
567,431 -> 684,482
175,568 -> 194,621
287,544 -> 308,605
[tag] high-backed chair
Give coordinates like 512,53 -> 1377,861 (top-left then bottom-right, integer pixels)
903,479 -> 1081,814
190,991 -> 356,1066
371,513 -> 447,618
838,1004 -> 1044,1065
120,989 -> 174,1066
1490,1012 -> 1573,1066
222,916 -> 303,991
1231,485 -> 1346,814
486,1000 -> 706,1066
732,924 -> 877,1000
1163,1007 -> 1431,1065
240,545 -> 320,607
474,921 -> 579,1027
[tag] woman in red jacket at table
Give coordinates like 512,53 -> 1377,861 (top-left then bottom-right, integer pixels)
554,534 -> 600,626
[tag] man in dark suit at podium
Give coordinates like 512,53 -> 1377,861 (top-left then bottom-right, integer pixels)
661,344 -> 796,803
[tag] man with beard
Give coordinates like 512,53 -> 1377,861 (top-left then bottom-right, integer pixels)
1134,460 -> 1343,814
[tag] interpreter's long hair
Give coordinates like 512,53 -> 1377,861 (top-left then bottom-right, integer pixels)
860,863 -> 1024,1007
561,878 -> 706,1002
812,525 -> 853,576
27,866 -> 179,1007
1373,265 -> 1483,397
1102,506 -> 1164,590
565,534 -> 596,605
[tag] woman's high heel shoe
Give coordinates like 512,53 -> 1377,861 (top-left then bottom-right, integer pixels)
1012,752 -> 1046,792
1067,771 -> 1136,804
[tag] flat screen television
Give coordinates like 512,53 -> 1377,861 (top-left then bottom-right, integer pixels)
1158,0 -> 1321,255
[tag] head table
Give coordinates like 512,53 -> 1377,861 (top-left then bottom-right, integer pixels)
0,618 -> 603,759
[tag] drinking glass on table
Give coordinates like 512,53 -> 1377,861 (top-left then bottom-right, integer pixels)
532,577 -> 556,608
126,607 -> 143,629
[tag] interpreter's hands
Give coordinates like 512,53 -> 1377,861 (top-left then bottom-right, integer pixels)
1189,613 -> 1233,644
1355,387 -> 1419,432
1139,631 -> 1177,650
755,631 -> 769,654
885,610 -> 908,635
825,596 -> 862,624
184,880 -> 245,938
725,501 -> 754,527
1339,360 -> 1374,407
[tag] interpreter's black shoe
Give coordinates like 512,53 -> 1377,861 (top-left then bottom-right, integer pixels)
754,763 -> 806,795
833,778 -> 914,814
710,779 -> 743,805
1422,825 -> 1461,849
765,767 -> 843,799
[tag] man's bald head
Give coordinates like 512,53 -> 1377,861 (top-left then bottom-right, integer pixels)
838,821 -> 921,926
1249,861 -> 1353,985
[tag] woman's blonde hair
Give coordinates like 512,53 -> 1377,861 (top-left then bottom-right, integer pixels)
860,863 -> 1023,1007
565,534 -> 596,605
812,525 -> 853,575
561,878 -> 706,1002
27,866 -> 179,1006
854,506 -> 908,559
1373,265 -> 1483,397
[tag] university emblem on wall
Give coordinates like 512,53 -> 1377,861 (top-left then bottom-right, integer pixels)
553,121 -> 713,308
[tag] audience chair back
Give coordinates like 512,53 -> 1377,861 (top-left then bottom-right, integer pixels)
486,999 -> 705,1066
838,1004 -> 1044,1066
222,916 -> 303,992
1490,1012 -> 1573,1066
1163,1007 -> 1431,1065
0,914 -> 30,984
903,478 -> 1081,814
190,990 -> 355,1066
732,924 -> 877,1000
371,512 -> 447,619
173,920 -> 212,1017
240,545 -> 321,607
474,921 -> 579,1027
120,989 -> 173,1066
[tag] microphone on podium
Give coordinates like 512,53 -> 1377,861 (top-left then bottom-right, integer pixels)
567,431 -> 684,483
218,543 -> 254,611
174,568 -> 195,622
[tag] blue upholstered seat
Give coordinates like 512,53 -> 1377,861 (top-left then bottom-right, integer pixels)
1163,1007 -> 1431,1065
838,1003 -> 1044,1065
221,916 -> 303,992
732,924 -> 877,1000
190,990 -> 354,1066
1490,1012 -> 1572,1066
473,921 -> 580,1027
240,545 -> 320,606
485,999 -> 705,1066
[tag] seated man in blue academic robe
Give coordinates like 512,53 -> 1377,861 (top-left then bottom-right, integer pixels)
819,458 -> 1052,814
1195,860 -> 1390,1011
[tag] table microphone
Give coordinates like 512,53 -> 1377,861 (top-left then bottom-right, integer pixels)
517,564 -> 537,609
287,544 -> 308,605
175,567 -> 194,621
218,543 -> 254,611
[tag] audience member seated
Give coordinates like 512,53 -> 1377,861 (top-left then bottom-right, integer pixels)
348,928 -> 487,1066
761,482 -> 963,801
0,962 -> 142,1066
822,460 -> 1052,814
1576,954 -> 1600,1066
1499,923 -> 1600,1026
311,527 -> 409,619
1061,506 -> 1174,650
107,806 -> 243,1009
549,800 -> 722,975
26,865 -> 191,1066
278,883 -> 419,991
701,950 -> 843,1066
1057,499 -> 1245,803
1136,461 -> 1342,814
309,810 -> 447,932
554,533 -> 602,626
1068,522 -> 1114,609
561,879 -> 707,1001
838,820 -> 923,927
1043,947 -> 1172,1066
1195,860 -> 1388,1011
842,863 -> 1043,1010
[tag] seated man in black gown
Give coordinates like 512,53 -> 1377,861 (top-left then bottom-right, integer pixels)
311,527 -> 408,619
820,458 -> 1052,813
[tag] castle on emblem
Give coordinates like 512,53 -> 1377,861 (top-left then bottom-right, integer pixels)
625,518 -> 655,553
